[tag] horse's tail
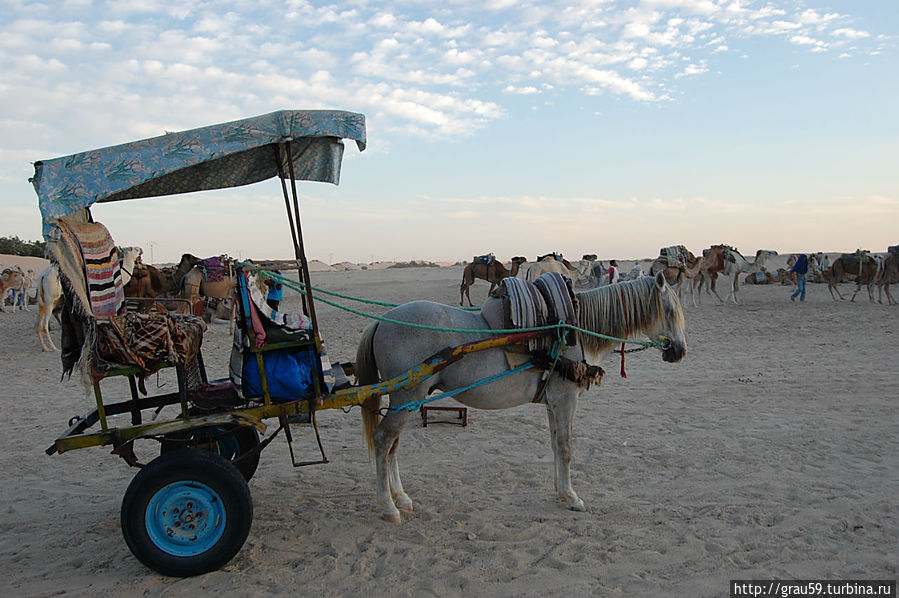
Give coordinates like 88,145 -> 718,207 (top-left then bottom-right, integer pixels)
356,320 -> 382,457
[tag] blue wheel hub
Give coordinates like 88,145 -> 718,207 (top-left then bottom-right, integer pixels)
145,481 -> 226,557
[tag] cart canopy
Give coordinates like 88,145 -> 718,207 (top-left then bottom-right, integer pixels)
32,110 -> 366,238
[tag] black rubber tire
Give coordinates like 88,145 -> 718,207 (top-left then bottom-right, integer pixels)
121,450 -> 253,577
160,425 -> 261,481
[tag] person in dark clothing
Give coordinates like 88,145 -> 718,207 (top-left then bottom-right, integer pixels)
790,254 -> 809,302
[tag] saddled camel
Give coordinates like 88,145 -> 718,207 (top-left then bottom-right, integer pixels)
459,256 -> 526,307
650,246 -> 700,300
827,251 -> 879,302
124,261 -> 187,313
33,247 -> 142,352
568,259 -> 599,287
877,248 -> 898,305
520,256 -> 578,283
700,246 -> 777,305
172,254 -> 237,318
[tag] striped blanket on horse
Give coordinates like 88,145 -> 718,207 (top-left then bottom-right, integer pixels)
499,272 -> 577,350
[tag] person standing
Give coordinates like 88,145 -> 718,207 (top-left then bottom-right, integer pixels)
265,270 -> 283,314
790,254 -> 809,302
608,260 -> 620,285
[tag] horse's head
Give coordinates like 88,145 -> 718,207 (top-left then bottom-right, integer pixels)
648,271 -> 687,363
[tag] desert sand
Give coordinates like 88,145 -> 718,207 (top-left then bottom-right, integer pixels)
0,263 -> 896,597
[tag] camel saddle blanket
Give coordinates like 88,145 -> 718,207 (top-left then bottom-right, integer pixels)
662,246 -> 684,268
888,245 -> 898,255
840,252 -> 870,269
92,312 -> 206,380
200,256 -> 227,282
473,253 -> 495,265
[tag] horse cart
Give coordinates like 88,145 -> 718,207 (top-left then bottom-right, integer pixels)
32,110 -> 566,577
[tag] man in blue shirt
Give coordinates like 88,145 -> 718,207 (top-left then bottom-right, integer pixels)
265,270 -> 283,314
790,254 -> 809,302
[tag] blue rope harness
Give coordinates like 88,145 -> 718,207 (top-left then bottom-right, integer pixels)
387,361 -> 536,412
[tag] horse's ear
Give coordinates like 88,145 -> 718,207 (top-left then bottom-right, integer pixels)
655,271 -> 666,289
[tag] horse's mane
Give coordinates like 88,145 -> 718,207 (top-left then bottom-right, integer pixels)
575,277 -> 670,354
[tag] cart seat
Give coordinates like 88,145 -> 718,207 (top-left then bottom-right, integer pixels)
229,267 -> 332,403
48,215 -> 207,382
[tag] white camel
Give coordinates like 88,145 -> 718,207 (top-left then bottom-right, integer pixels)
701,246 -> 777,305
518,257 -> 578,282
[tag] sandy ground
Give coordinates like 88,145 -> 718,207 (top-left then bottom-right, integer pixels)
0,264 -> 896,597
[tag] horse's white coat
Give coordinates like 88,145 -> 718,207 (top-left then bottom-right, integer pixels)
356,273 -> 687,523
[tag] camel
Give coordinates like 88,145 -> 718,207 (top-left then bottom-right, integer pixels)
700,246 -> 777,305
1,266 -> 34,312
650,246 -> 698,291
520,256 -> 578,283
1,267 -> 27,313
827,251 -> 878,302
568,259 -> 599,287
33,247 -> 142,352
34,265 -> 64,352
459,256 -> 526,307
877,247 -> 898,305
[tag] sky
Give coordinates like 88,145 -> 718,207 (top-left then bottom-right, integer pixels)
1,0 -> 897,264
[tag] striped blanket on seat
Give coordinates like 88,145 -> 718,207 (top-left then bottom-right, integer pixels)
50,218 -> 125,317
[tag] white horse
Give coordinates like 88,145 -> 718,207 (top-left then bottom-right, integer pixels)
356,273 -> 687,523
33,247 -> 141,352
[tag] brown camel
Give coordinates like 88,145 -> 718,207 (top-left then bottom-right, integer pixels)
172,254 -> 236,308
460,256 -> 526,306
1,266 -> 27,312
650,245 -> 697,288
827,251 -> 878,302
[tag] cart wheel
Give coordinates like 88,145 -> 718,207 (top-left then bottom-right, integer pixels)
121,449 -> 253,577
160,425 -> 261,481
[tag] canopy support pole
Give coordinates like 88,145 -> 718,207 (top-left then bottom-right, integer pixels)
273,141 -> 320,343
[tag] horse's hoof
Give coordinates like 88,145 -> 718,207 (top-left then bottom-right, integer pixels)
381,513 -> 402,524
397,502 -> 414,513
568,499 -> 587,512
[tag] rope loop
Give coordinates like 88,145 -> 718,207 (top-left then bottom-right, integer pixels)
239,263 -> 664,349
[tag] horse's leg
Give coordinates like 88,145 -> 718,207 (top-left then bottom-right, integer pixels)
387,440 -> 413,512
545,389 -> 585,512
372,405 -> 414,523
